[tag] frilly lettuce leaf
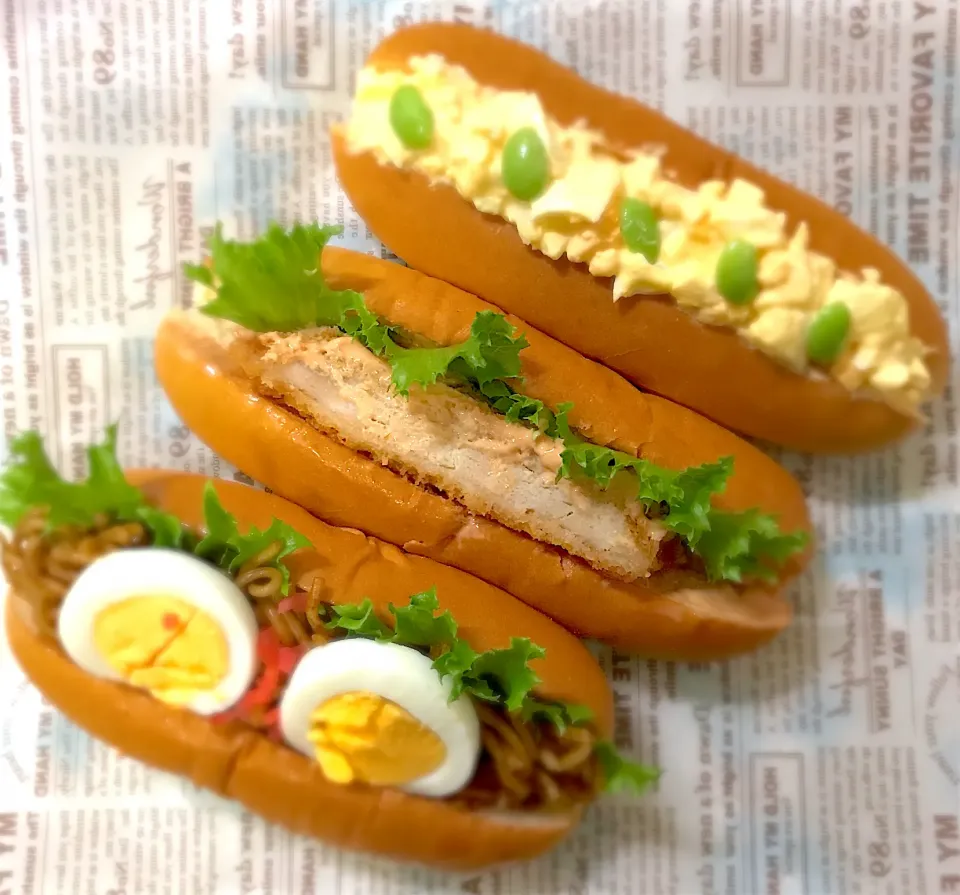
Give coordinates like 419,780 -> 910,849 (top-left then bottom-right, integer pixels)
2,425 -> 658,794
553,405 -> 807,581
477,379 -> 557,431
0,426 -> 178,537
0,427 -> 310,593
136,504 -> 192,550
194,483 -> 310,594
327,589 -> 460,645
184,222 -> 367,333
389,311 -> 527,396
326,587 -> 659,792
186,223 -> 532,399
0,425 -> 148,528
188,223 -> 806,583
430,637 -> 478,683
186,226 -> 530,400
521,698 -> 595,734
325,598 -> 395,640
327,590 -> 582,730
454,637 -> 546,712
694,508 -> 810,583
388,588 -> 458,646
594,741 -> 662,794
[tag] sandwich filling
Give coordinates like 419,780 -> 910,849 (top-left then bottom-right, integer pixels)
342,54 -> 933,413
0,428 -> 658,811
182,222 -> 808,585
243,326 -> 665,581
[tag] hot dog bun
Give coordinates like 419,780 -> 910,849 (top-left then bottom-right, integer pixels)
156,247 -> 813,658
6,471 -> 613,870
331,23 -> 950,454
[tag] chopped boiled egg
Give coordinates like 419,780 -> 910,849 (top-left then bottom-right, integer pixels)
530,156 -> 621,224
57,549 -> 258,715
279,638 -> 481,798
346,55 -> 933,409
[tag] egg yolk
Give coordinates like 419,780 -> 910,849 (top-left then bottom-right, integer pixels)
307,692 -> 446,786
92,596 -> 229,706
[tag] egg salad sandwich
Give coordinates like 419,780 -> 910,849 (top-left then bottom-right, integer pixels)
331,22 -> 950,454
0,426 -> 656,870
155,222 -> 813,660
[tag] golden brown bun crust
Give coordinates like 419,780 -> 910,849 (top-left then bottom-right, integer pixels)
156,248 -> 812,658
331,23 -> 950,454
6,471 -> 614,870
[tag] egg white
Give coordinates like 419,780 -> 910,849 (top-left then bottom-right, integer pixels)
57,548 -> 258,715
279,638 -> 481,798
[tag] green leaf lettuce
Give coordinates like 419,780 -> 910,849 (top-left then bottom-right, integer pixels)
0,427 -> 309,593
0,426 -> 659,797
187,223 -> 807,584
324,589 -> 658,793
185,222 -> 365,333
594,741 -> 661,794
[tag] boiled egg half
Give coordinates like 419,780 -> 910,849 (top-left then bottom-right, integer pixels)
279,638 -> 481,798
57,548 -> 258,715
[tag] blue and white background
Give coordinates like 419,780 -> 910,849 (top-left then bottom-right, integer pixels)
0,1 -> 957,892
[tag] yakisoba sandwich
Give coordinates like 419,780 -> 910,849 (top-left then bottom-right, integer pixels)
156,223 -> 813,659
1,427 -> 656,870
331,23 -> 950,454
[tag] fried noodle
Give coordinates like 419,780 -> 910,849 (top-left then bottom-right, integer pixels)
1,511 -> 601,811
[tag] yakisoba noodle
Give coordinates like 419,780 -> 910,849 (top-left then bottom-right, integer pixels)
1,509 -> 148,638
457,703 -> 599,810
3,513 -> 600,812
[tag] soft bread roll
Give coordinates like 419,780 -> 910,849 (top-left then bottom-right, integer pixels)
155,248 -> 813,658
331,23 -> 950,453
6,472 -> 613,870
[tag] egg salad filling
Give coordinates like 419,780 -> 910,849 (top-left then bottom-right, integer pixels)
343,54 -> 933,412
0,427 -> 657,810
184,222 -> 808,586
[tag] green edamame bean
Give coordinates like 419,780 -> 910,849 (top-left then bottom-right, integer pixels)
501,128 -> 550,201
619,198 -> 661,263
806,302 -> 851,365
716,240 -> 759,305
389,85 -> 434,150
